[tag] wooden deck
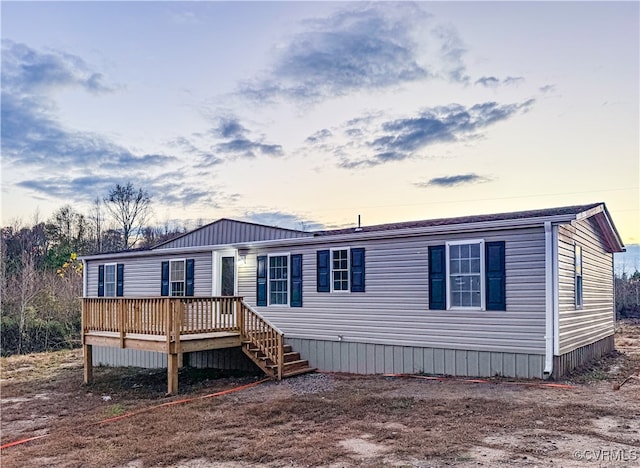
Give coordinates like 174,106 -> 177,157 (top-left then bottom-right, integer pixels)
82,297 -> 314,393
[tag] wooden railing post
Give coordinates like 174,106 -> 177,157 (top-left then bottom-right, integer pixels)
165,298 -> 171,353
236,298 -> 244,335
277,334 -> 284,380
118,299 -> 125,348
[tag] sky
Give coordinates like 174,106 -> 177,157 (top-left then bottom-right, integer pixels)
1,1 -> 639,245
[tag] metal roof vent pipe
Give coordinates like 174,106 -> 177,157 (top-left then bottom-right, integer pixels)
355,215 -> 363,232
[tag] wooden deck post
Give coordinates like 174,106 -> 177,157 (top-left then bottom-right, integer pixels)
236,298 -> 244,335
167,353 -> 178,394
83,344 -> 93,384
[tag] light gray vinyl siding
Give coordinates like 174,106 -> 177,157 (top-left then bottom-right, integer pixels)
154,219 -> 310,249
86,251 -> 213,297
286,338 -> 545,378
239,227 -> 547,355
557,218 -> 615,355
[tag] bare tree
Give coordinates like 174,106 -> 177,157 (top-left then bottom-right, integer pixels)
88,197 -> 104,253
103,182 -> 151,249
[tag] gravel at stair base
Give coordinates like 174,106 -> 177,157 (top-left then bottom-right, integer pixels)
281,372 -> 335,395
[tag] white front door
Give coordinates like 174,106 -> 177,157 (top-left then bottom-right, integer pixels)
213,250 -> 237,296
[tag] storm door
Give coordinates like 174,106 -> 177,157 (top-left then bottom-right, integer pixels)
221,256 -> 235,296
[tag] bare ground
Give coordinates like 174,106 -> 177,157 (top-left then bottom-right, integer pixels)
1,320 -> 639,468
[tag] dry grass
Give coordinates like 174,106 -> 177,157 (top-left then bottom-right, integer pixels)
2,320 -> 639,467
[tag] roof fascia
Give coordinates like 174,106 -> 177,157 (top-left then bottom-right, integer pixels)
574,204 -> 625,252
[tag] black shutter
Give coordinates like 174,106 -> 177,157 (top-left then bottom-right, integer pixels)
116,264 -> 124,297
485,241 -> 506,311
350,248 -> 365,292
185,259 -> 195,296
98,264 -> 105,297
257,255 -> 267,306
317,250 -> 330,292
161,261 -> 169,296
291,254 -> 303,307
428,245 -> 446,310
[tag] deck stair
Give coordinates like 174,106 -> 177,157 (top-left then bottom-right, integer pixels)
238,301 -> 315,379
241,342 -> 315,379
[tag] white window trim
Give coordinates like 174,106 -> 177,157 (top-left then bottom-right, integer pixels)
330,247 -> 351,293
169,258 -> 186,297
104,263 -> 117,297
445,239 -> 485,311
575,243 -> 583,309
267,252 -> 290,307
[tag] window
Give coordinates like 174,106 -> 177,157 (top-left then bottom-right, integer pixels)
332,249 -> 349,291
104,264 -> 117,297
317,248 -> 365,293
446,240 -> 485,309
256,254 -> 301,307
98,263 -> 123,297
170,260 -> 185,297
161,259 -> 194,297
575,244 -> 583,308
269,255 -> 288,305
430,241 -> 504,311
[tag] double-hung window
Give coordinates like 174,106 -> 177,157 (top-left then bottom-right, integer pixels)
332,249 -> 349,291
575,244 -> 583,308
161,259 -> 194,297
269,255 -> 289,305
446,240 -> 484,309
256,253 -> 302,307
429,240 -> 504,311
98,263 -> 124,297
317,248 -> 365,293
170,260 -> 186,297
104,264 -> 117,297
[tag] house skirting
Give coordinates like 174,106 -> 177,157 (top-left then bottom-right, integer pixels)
92,346 -> 258,372
285,338 -> 545,379
552,335 -> 615,380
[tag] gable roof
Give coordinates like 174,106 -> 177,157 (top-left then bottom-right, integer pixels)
152,218 -> 311,249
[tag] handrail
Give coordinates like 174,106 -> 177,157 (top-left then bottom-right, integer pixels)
239,300 -> 284,378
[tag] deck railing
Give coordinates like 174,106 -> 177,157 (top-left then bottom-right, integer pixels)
83,297 -> 243,337
82,296 -> 285,378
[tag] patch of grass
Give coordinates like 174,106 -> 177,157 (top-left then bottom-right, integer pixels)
106,404 -> 126,417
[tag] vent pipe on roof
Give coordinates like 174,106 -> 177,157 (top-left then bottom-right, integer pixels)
355,215 -> 363,232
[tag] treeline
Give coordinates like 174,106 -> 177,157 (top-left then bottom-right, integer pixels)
616,271 -> 640,318
0,183 -> 209,356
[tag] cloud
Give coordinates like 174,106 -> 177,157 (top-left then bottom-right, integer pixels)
1,40 -> 221,209
305,129 -> 333,144
316,99 -> 535,169
414,173 -> 492,188
210,116 -> 283,159
475,75 -> 524,87
2,39 -> 114,94
539,84 -> 556,93
238,3 -> 474,102
242,211 -> 324,231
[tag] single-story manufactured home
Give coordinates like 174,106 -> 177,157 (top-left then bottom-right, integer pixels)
80,203 -> 624,393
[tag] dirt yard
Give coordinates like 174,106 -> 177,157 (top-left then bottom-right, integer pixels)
2,320 -> 639,467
